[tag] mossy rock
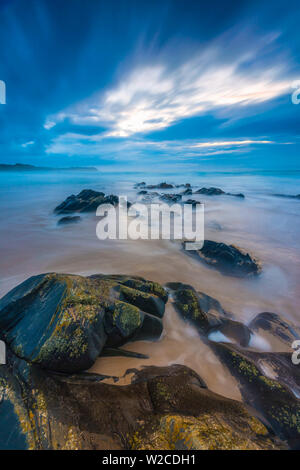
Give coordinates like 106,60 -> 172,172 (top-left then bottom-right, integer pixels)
212,342 -> 300,449
0,273 -> 167,373
0,354 -> 285,450
167,283 -> 251,346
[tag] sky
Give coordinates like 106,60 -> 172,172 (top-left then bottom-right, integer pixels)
0,0 -> 299,171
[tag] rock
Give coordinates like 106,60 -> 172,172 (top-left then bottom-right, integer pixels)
195,187 -> 225,195
159,193 -> 182,204
0,273 -> 167,373
212,343 -> 300,449
175,183 -> 191,188
186,240 -> 261,277
134,182 -> 146,189
166,283 -> 251,347
227,192 -> 245,198
184,199 -> 199,206
0,354 -> 284,450
195,187 -> 245,198
137,190 -> 147,195
239,350 -> 300,400
100,347 -> 149,359
54,189 -> 119,214
57,216 -> 81,225
273,194 -> 300,200
249,312 -> 300,348
146,182 -> 174,189
181,188 -> 193,195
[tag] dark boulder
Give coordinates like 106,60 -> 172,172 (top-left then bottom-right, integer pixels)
54,189 -> 119,214
57,215 -> 81,225
146,182 -> 174,189
195,187 -> 245,198
186,240 -> 261,277
159,193 -> 182,204
134,182 -> 146,189
195,187 -> 225,195
0,273 -> 167,373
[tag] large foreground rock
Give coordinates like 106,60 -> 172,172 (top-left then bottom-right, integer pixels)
0,354 -> 284,450
186,240 -> 261,277
0,273 -> 167,373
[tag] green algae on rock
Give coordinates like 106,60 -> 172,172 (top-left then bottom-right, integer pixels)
0,354 -> 284,450
167,282 -> 251,347
0,273 -> 167,373
211,342 -> 300,449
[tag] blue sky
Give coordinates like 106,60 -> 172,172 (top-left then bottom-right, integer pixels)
0,0 -> 299,171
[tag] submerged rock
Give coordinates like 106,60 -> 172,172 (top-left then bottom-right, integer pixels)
0,354 -> 283,450
249,312 -> 300,348
186,240 -> 261,277
227,192 -> 245,198
54,189 -> 119,214
57,215 -> 81,225
167,283 -> 251,347
0,273 -> 167,373
273,193 -> 300,200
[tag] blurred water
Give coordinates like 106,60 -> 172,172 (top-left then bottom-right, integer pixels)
0,168 -> 299,322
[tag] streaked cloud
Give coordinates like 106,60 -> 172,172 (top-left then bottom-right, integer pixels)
45,134 -> 278,160
45,38 -> 292,139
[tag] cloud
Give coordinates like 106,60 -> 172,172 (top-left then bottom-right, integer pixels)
21,140 -> 35,148
190,140 -> 273,148
45,37 -> 292,139
45,134 -> 278,161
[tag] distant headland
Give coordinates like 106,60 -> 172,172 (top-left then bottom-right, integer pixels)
0,163 -> 98,172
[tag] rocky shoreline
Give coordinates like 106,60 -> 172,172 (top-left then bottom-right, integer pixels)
0,181 -> 299,450
0,272 -> 299,449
